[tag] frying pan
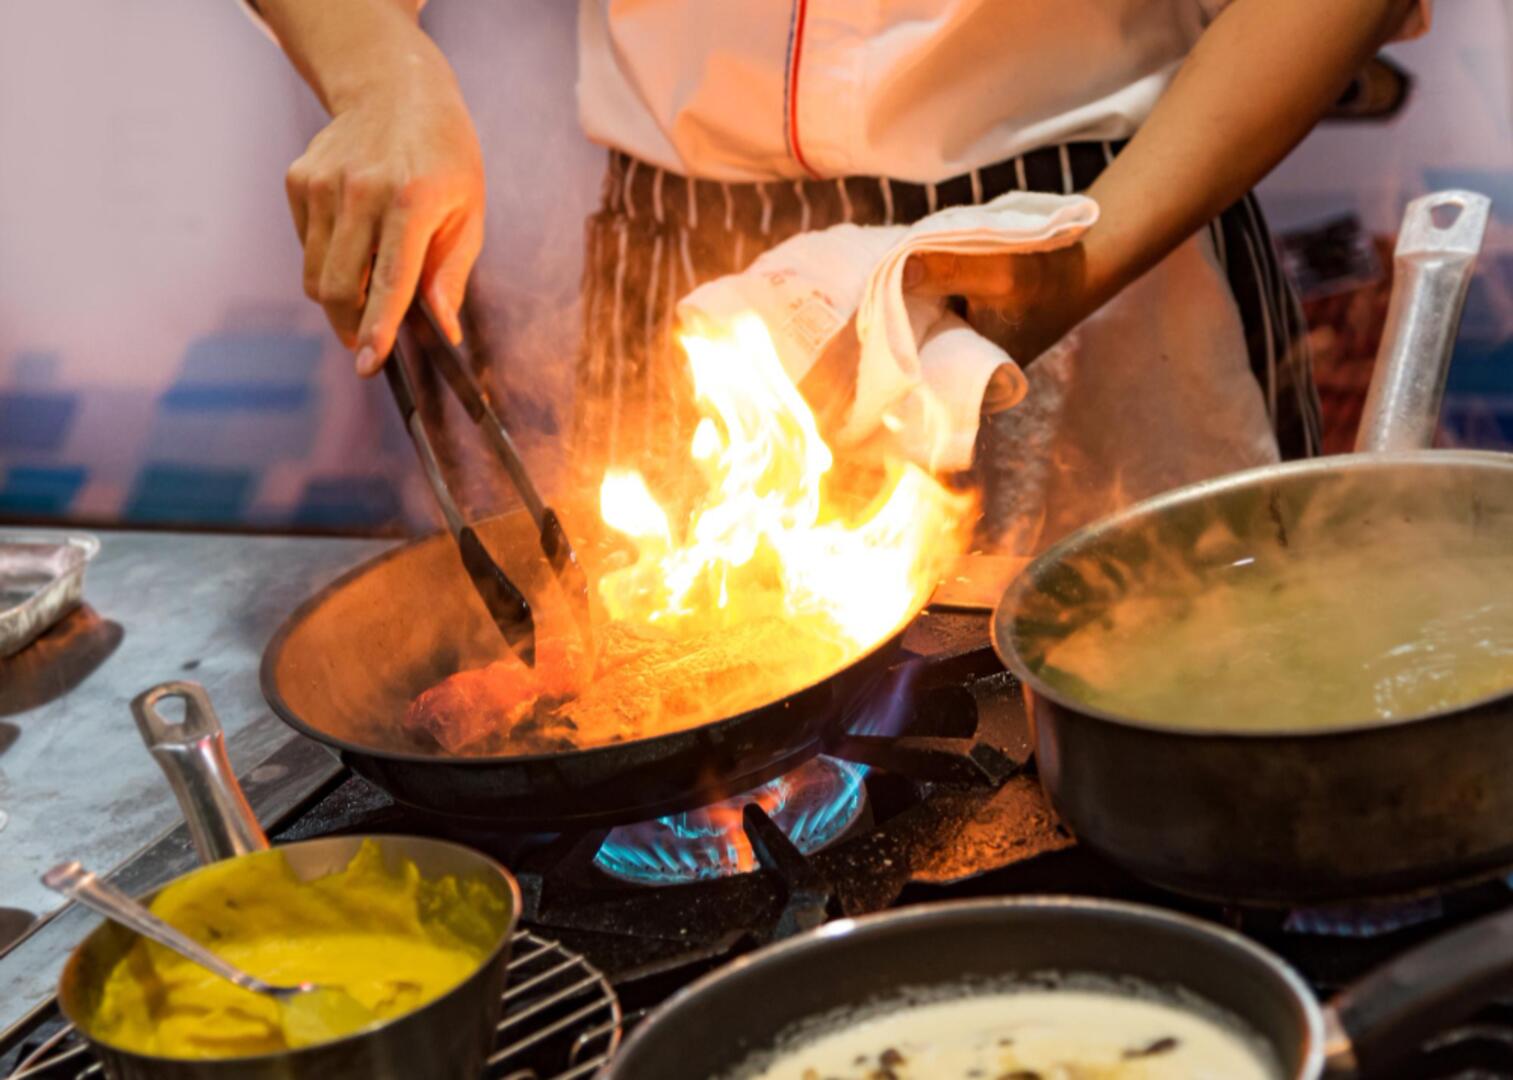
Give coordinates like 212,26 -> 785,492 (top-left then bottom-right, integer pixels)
603,896 -> 1513,1079
992,190 -> 1508,903
261,506 -> 912,828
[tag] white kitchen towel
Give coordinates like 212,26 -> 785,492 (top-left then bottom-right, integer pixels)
676,190 -> 1099,472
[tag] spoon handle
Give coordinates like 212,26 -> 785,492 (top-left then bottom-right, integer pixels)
43,861 -> 278,996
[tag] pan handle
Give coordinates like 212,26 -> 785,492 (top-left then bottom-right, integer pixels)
131,681 -> 270,864
1354,189 -> 1489,453
1322,902 -> 1513,1075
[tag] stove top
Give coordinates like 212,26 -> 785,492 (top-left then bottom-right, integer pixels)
7,611 -> 1513,1079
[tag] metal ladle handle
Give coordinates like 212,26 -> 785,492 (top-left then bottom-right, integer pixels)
132,681 -> 269,864
1354,190 -> 1490,453
42,860 -> 285,996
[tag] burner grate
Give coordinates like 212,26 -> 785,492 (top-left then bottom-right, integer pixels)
2,930 -> 621,1080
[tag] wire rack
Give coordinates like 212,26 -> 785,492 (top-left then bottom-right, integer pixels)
3,929 -> 621,1080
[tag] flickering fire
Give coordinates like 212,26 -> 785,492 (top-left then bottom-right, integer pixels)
403,314 -> 973,758
597,313 -> 971,661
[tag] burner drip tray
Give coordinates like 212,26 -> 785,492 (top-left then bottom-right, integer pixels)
595,756 -> 867,886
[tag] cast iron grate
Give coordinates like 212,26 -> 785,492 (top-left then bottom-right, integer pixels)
1,929 -> 620,1080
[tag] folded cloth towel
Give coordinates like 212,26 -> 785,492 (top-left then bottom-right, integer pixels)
677,191 -> 1099,472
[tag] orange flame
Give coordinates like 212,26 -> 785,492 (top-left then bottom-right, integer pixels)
597,313 -> 971,664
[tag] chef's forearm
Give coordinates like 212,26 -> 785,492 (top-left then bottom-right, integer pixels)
252,0 -> 435,115
1078,0 -> 1416,314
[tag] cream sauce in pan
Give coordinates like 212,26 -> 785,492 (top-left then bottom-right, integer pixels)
744,988 -> 1280,1080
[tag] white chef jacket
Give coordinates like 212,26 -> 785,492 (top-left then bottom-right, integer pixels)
245,2 -> 1429,185
577,0 -> 1432,184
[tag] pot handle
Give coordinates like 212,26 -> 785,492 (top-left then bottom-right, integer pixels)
132,681 -> 270,863
1354,189 -> 1489,453
1323,902 -> 1513,1075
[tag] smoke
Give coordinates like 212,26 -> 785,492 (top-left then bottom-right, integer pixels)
414,0 -> 606,523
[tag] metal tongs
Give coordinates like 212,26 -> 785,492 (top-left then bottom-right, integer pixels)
385,300 -> 592,667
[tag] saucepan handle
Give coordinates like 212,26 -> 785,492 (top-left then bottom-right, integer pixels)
132,680 -> 270,863
1322,902 -> 1513,1075
1354,189 -> 1490,453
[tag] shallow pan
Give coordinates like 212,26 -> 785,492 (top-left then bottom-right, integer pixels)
605,895 -> 1513,1079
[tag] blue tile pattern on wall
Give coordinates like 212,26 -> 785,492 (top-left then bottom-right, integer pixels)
0,392 -> 80,452
124,464 -> 256,525
12,352 -> 60,388
141,330 -> 324,474
161,332 -> 321,413
293,476 -> 403,529
0,465 -> 87,516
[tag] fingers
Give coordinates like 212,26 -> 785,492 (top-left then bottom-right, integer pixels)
318,176 -> 384,348
300,174 -> 338,311
421,209 -> 484,346
284,160 -> 311,242
903,251 -> 1017,301
355,184 -> 436,376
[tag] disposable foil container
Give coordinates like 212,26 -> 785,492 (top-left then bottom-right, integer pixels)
0,533 -> 100,658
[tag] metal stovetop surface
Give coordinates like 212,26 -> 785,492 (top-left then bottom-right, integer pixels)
0,527 -> 389,1034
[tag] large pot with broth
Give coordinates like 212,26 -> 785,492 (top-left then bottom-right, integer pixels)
993,190 -> 1512,903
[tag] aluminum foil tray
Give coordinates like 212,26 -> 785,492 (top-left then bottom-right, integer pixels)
0,534 -> 100,658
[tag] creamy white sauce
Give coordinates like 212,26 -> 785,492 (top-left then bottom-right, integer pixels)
744,988 -> 1280,1080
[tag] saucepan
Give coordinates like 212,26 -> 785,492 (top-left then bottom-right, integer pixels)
605,896 -> 1513,1079
53,682 -> 521,1080
993,190 -> 1513,904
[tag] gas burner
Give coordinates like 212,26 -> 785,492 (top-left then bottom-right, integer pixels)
594,756 -> 868,886
1283,894 -> 1446,938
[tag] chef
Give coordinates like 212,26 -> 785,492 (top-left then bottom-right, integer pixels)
248,0 -> 1429,550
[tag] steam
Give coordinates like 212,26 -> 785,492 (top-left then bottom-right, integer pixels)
1011,456 -> 1513,731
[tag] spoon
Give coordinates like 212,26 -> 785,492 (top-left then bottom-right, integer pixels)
43,860 -> 376,1048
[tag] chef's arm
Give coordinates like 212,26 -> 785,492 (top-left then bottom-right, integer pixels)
256,0 -> 485,374
908,0 -> 1420,362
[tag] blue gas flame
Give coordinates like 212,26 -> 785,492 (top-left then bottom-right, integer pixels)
594,756 -> 868,886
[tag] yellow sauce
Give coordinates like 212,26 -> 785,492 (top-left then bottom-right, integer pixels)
89,840 -> 505,1058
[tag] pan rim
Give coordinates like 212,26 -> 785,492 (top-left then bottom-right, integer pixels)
259,515 -> 921,768
993,450 -> 1513,741
606,894 -> 1326,1079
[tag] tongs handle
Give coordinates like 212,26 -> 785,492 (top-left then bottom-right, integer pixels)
409,302 -> 549,528
386,322 -> 538,666
395,301 -> 596,658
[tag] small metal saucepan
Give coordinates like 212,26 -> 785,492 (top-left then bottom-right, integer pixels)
605,896 -> 1513,1079
993,190 -> 1512,904
53,682 -> 522,1080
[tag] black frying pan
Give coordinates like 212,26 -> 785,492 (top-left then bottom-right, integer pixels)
604,897 -> 1513,1079
260,509 -> 908,828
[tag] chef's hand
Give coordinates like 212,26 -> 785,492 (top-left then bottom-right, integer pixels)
268,1 -> 484,376
902,246 -> 1091,366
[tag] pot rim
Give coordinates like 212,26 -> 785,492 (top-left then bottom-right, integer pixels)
993,450 -> 1513,740
55,833 -> 522,1067
607,894 -> 1327,1079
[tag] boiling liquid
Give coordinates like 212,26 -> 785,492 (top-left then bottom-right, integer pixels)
1035,537 -> 1513,731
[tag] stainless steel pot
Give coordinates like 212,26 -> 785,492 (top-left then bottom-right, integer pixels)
992,190 -> 1510,903
53,682 -> 522,1080
604,896 -> 1513,1079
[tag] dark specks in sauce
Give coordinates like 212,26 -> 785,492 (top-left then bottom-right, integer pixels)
1123,1035 -> 1180,1059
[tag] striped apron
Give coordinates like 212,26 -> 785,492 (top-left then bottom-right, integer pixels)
571,141 -> 1322,546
